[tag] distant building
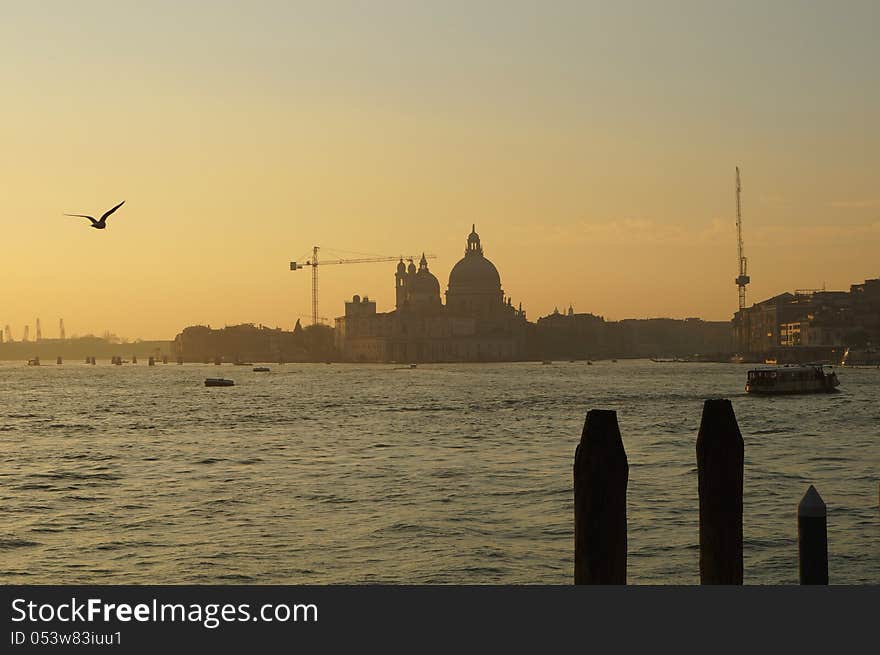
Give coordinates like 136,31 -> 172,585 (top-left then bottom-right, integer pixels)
733,278 -> 880,357
173,322 -> 335,363
534,311 -> 731,359
334,227 -> 528,362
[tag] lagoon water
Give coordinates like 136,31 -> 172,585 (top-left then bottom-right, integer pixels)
1,360 -> 877,584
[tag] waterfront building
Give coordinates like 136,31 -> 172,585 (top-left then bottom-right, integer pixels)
334,227 -> 528,362
733,278 -> 880,357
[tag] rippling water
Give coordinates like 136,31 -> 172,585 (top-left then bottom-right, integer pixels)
1,360 -> 877,584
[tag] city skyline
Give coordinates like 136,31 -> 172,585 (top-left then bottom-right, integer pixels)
2,1 -> 878,340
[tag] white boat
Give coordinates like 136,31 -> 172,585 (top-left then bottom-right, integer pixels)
745,365 -> 839,395
205,378 -> 235,387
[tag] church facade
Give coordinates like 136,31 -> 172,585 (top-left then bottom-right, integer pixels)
334,227 -> 528,362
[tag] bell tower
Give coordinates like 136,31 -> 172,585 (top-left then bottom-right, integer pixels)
395,259 -> 407,309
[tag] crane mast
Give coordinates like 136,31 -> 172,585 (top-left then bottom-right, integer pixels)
290,247 -> 437,326
735,166 -> 750,311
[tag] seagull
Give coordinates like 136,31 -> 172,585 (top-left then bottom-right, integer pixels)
65,200 -> 125,230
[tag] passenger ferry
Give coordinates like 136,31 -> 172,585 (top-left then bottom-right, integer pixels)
745,365 -> 839,395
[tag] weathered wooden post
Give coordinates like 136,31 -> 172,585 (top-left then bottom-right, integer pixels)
696,398 -> 744,584
798,485 -> 828,585
574,409 -> 628,584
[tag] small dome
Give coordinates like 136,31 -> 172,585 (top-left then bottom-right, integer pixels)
407,260 -> 417,274
409,268 -> 441,296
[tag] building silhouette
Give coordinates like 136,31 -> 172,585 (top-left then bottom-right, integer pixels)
335,226 -> 528,362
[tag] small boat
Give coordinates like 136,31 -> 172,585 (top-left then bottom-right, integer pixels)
205,378 -> 235,387
409,363 -> 417,369
27,358 -> 40,366
253,367 -> 270,372
587,361 -> 593,366
541,360 -> 552,365
764,358 -> 778,365
745,365 -> 839,395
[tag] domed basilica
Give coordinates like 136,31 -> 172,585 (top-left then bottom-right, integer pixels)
335,227 -> 528,362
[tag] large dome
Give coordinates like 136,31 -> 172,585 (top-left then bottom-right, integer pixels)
448,226 -> 501,291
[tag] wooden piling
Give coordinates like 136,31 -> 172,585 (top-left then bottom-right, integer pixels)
798,485 -> 828,585
574,409 -> 628,584
696,398 -> 744,584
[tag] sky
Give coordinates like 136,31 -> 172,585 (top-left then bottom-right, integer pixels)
1,1 -> 878,340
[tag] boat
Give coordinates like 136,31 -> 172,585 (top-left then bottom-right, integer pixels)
252,367 -> 270,372
745,365 -> 839,395
204,378 -> 235,387
764,358 -> 778,365
409,363 -> 417,369
27,357 -> 40,366
541,360 -> 552,365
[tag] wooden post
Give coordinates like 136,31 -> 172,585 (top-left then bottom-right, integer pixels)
574,409 -> 628,584
798,485 -> 828,584
696,398 -> 744,584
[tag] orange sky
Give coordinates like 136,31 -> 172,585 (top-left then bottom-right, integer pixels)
1,2 -> 877,340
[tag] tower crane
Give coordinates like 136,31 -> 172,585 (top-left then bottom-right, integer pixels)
290,246 -> 437,326
735,166 -> 750,311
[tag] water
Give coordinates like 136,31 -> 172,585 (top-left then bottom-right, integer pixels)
1,360 -> 877,584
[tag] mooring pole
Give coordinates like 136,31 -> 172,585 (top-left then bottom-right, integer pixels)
696,399 -> 744,584
574,409 -> 628,584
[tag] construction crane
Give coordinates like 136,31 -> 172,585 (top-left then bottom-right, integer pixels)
290,246 -> 437,325
59,318 -> 66,340
735,166 -> 750,311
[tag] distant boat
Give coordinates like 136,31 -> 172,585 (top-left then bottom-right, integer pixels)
252,367 -> 270,372
746,365 -> 839,395
409,363 -> 417,369
764,358 -> 778,365
205,378 -> 235,387
541,360 -> 552,365
27,358 -> 40,366
587,361 -> 593,366
611,359 -> 617,363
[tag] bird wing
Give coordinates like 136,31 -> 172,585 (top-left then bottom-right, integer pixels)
100,200 -> 126,222
65,214 -> 98,225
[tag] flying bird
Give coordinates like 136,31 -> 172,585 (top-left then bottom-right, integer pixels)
65,200 -> 125,229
